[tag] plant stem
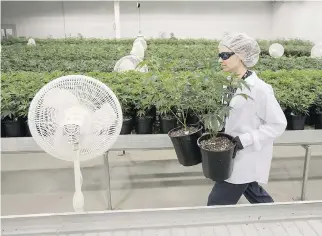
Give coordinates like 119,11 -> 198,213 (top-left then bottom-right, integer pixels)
170,108 -> 185,128
182,109 -> 187,131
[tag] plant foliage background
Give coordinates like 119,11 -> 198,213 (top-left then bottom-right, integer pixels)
1,37 -> 322,122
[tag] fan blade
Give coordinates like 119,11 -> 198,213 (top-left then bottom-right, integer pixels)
43,88 -> 80,110
90,102 -> 118,134
51,124 -> 77,160
78,102 -> 120,159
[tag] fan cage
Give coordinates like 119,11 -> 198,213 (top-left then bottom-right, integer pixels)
28,75 -> 123,162
114,55 -> 148,73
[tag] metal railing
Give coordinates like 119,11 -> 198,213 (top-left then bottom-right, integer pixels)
2,130 -> 322,210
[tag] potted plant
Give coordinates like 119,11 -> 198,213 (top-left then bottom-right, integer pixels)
305,106 -> 317,126
135,105 -> 155,134
277,91 -> 293,130
120,101 -> 136,134
1,104 -> 25,137
110,74 -> 138,135
134,77 -> 156,134
197,116 -> 236,181
1,90 -> 25,137
18,99 -> 32,137
167,72 -> 204,166
272,74 -> 318,130
147,74 -> 177,134
314,90 -> 322,129
285,85 -> 316,130
1,120 -> 6,137
195,73 -> 251,181
118,92 -> 136,135
158,102 -> 177,134
160,108 -> 177,133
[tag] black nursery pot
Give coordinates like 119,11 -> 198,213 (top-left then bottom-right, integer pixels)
146,106 -> 157,121
315,114 -> 322,129
25,121 -> 32,137
284,109 -> 292,130
187,113 -> 199,125
160,116 -> 177,134
1,120 -> 6,137
135,116 -> 154,134
305,106 -> 316,126
168,125 -> 203,166
197,133 -> 236,181
120,117 -> 134,135
4,118 -> 26,137
287,114 -> 306,130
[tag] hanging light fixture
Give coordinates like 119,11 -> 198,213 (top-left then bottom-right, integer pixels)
137,2 -> 142,34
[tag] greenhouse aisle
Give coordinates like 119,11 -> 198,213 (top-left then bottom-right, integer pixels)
1,147 -> 322,216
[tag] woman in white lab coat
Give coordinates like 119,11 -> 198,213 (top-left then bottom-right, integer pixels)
207,33 -> 287,206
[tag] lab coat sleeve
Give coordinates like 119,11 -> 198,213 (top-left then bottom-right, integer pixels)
238,87 -> 287,151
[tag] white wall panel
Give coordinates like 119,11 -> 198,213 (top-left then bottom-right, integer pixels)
1,1 -> 322,42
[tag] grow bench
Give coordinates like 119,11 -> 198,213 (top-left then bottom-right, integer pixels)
1,130 -> 322,210
1,201 -> 322,235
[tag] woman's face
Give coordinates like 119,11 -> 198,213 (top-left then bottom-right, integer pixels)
218,45 -> 242,73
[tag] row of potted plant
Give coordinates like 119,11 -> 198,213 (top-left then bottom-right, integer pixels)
3,38 -> 321,73
2,36 -> 314,56
1,69 -> 322,137
260,70 -> 322,130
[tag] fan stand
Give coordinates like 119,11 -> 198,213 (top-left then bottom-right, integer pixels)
73,143 -> 85,212
103,152 -> 113,210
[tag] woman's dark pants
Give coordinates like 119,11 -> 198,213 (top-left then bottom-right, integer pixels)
207,181 -> 274,206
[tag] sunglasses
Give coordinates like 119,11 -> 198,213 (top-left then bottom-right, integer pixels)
218,52 -> 235,60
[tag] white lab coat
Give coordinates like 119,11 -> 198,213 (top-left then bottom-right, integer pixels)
224,71 -> 287,184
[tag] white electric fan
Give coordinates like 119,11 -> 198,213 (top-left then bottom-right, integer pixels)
28,75 -> 123,212
311,43 -> 322,58
130,41 -> 145,60
134,34 -> 147,51
114,55 -> 148,73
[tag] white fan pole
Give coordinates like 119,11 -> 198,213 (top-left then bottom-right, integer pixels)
73,150 -> 84,212
103,152 -> 113,210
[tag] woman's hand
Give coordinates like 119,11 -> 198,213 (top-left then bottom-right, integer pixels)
233,136 -> 244,151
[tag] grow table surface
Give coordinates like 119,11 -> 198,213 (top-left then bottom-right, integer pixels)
2,201 -> 322,235
2,130 -> 322,154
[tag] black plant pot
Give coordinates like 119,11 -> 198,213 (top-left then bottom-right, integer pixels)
160,116 -> 177,134
25,121 -> 32,137
284,110 -> 292,130
306,106 -> 316,126
287,114 -> 306,130
120,117 -> 134,134
146,106 -> 157,121
305,116 -> 310,126
135,116 -> 154,134
197,133 -> 236,181
315,114 -> 322,129
4,119 -> 26,137
168,126 -> 203,166
1,120 -> 6,137
187,113 -> 199,125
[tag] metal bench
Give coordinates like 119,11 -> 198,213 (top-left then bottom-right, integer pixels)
2,130 -> 322,210
1,200 -> 322,235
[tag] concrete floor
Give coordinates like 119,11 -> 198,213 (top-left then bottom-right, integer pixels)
1,146 -> 322,216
